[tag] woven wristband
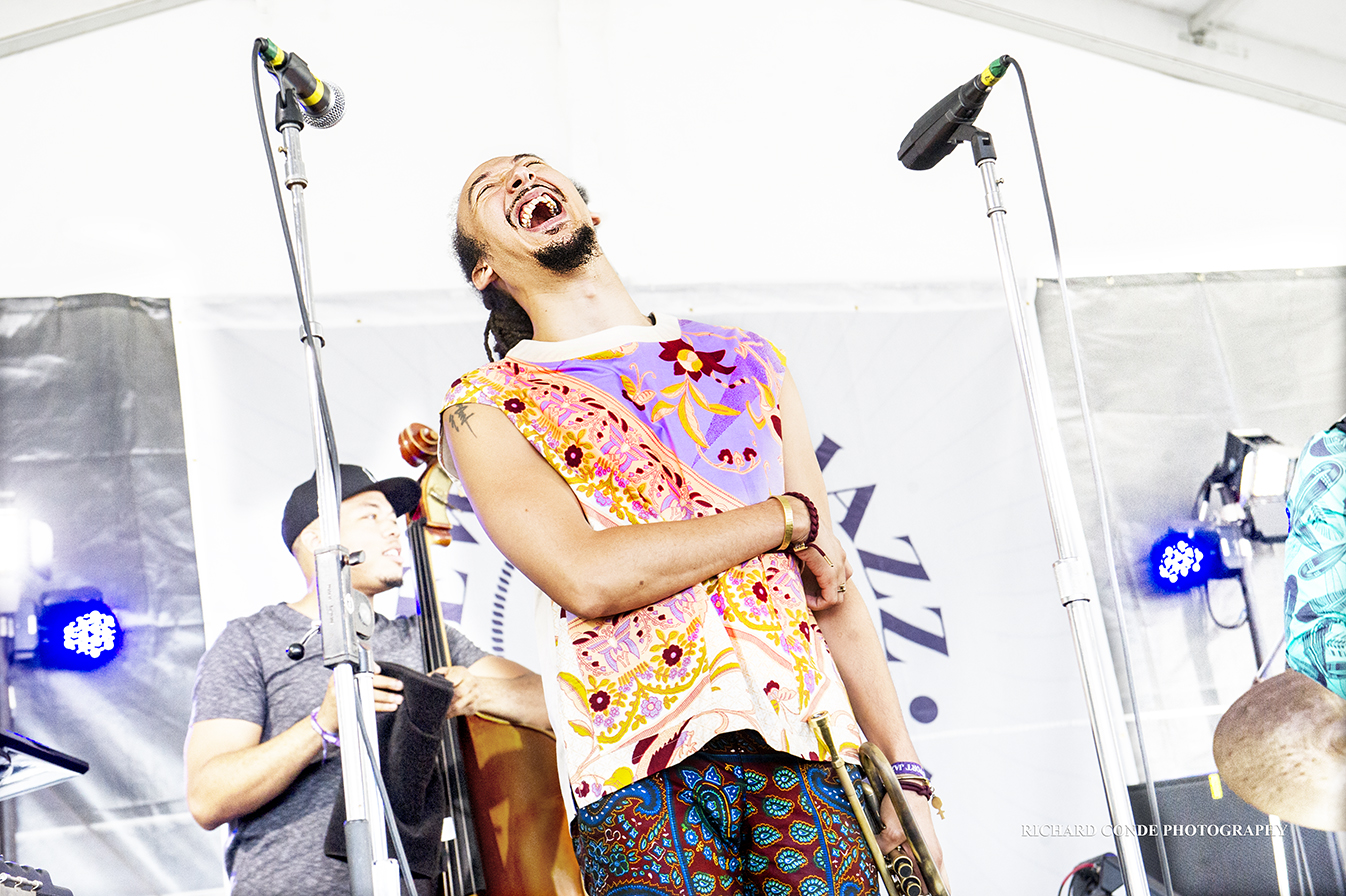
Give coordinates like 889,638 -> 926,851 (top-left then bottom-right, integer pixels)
890,760 -> 930,779
782,491 -> 819,548
897,776 -> 934,800
900,779 -> 945,818
309,709 -> 340,762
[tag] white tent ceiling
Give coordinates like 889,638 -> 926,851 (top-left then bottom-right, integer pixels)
905,0 -> 1346,122
0,0 -> 202,56
4,0 -> 1345,122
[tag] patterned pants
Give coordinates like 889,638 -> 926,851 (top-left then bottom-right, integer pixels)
572,731 -> 879,896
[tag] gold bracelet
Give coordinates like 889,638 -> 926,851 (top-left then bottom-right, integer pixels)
770,495 -> 793,551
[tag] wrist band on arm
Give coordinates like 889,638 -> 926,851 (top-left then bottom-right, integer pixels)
896,776 -> 944,816
896,776 -> 933,799
890,761 -> 945,818
770,495 -> 794,552
782,491 -> 819,548
897,777 -> 945,817
309,709 -> 340,762
890,760 -> 930,779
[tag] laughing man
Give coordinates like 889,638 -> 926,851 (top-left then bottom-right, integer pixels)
439,154 -> 947,896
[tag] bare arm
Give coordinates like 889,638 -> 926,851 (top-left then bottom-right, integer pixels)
184,672 -> 405,831
816,595 -> 946,875
186,717 -> 319,831
435,655 -> 551,731
441,403 -> 845,618
777,370 -> 907,748
776,371 -> 946,874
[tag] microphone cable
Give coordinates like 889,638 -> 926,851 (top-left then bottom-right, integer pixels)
249,38 -> 342,487
1001,57 -> 1176,896
351,679 -> 419,896
1204,579 -> 1249,630
250,41 -> 415,896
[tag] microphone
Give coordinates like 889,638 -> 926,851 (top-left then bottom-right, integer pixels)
257,38 -> 346,129
898,55 -> 1010,171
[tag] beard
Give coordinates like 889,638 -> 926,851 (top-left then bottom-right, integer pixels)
534,223 -> 601,273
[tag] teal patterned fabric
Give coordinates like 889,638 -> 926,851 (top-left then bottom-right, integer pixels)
1284,424 -> 1346,698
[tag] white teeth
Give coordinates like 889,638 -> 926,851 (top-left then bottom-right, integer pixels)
519,194 -> 559,229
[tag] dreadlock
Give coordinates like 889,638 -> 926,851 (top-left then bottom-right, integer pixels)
452,227 -> 533,361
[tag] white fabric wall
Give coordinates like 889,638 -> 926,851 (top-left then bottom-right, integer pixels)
1036,267 -> 1346,782
174,284 -> 1122,893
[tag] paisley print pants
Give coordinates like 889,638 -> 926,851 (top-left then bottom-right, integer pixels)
572,730 -> 878,896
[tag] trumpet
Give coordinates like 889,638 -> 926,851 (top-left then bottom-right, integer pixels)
809,712 -> 950,896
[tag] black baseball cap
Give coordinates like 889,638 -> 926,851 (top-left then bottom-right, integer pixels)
282,464 -> 421,550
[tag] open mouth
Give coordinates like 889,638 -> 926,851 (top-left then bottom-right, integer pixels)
515,188 -> 565,231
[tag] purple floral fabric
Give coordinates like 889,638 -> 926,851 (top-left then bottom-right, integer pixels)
444,319 -> 861,807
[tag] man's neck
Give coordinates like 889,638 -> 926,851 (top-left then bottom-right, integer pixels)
515,256 -> 650,343
288,590 -> 320,619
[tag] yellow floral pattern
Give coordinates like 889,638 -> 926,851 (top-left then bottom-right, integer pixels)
444,321 -> 861,806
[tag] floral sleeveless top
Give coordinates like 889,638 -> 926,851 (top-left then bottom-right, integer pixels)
443,315 -> 861,807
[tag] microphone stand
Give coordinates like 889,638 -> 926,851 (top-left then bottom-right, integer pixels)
273,88 -> 400,896
957,125 -> 1151,896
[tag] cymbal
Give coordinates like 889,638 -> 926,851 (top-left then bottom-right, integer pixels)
1214,670 -> 1346,831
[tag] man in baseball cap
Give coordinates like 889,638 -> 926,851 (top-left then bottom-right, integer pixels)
184,463 -> 547,894
280,463 -> 422,554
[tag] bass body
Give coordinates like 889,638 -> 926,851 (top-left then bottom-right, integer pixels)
401,422 -> 586,896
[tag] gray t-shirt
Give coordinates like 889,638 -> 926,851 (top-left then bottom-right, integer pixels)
190,603 -> 487,896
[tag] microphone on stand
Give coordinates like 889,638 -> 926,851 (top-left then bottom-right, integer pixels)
258,38 -> 346,128
898,55 -> 1010,170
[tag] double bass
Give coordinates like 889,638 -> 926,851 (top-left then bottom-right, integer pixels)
398,422 -> 585,896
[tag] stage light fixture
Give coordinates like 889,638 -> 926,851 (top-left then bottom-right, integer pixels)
36,588 -> 123,671
1198,430 -> 1294,542
1148,528 -> 1224,593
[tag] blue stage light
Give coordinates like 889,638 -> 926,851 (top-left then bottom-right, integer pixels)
36,589 -> 123,671
1148,528 -> 1223,594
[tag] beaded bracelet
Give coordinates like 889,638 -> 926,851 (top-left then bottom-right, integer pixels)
782,491 -> 819,548
309,709 -> 340,762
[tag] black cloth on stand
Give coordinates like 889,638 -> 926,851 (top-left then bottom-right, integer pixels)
323,662 -> 455,881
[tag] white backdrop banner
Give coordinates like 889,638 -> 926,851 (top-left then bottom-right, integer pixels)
175,284 -> 1122,891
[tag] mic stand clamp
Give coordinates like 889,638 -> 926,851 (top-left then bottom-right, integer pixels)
273,86 -> 400,896
942,123 -> 992,161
